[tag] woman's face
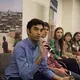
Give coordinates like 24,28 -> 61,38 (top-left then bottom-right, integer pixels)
75,33 -> 80,42
55,29 -> 63,40
65,34 -> 71,42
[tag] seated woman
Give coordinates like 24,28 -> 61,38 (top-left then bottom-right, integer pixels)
49,27 -> 64,59
49,27 -> 80,74
41,24 -> 80,80
62,32 -> 80,63
62,32 -> 76,58
72,32 -> 80,62
72,32 -> 80,55
46,44 -> 80,80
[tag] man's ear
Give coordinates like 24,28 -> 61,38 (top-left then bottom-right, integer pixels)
27,29 -> 30,35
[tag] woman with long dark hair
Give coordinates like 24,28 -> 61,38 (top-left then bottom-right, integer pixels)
49,27 -> 80,75
49,27 -> 64,59
72,32 -> 80,55
62,32 -> 74,58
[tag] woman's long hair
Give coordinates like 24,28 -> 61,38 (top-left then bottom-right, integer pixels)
64,32 -> 73,50
54,27 -> 64,53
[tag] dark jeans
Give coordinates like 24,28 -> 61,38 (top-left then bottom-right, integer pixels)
57,58 -> 80,74
8,71 -> 80,80
8,77 -> 22,80
33,71 -> 51,80
8,71 -> 51,80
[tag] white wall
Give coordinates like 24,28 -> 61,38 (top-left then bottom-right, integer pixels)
56,0 -> 63,27
22,0 -> 80,39
32,0 -> 50,8
57,0 -> 80,34
22,0 -> 50,39
62,0 -> 73,33
72,0 -> 80,34
57,0 -> 73,33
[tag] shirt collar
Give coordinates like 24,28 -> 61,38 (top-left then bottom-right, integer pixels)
27,38 -> 39,50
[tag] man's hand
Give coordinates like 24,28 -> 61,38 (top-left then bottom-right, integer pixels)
39,39 -> 49,57
35,40 -> 48,65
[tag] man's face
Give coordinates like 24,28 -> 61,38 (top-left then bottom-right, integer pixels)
56,29 -> 63,40
41,27 -> 49,38
28,24 -> 43,42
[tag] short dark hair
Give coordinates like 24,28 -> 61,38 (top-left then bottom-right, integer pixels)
27,18 -> 44,30
44,22 -> 50,29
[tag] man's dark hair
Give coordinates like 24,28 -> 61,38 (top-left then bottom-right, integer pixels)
27,18 -> 44,30
44,22 -> 50,29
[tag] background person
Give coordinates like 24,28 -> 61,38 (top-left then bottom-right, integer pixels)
2,36 -> 8,53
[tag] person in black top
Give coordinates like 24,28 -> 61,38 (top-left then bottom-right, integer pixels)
2,36 -> 8,53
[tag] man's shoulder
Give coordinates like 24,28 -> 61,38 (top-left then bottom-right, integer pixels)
15,38 -> 28,48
